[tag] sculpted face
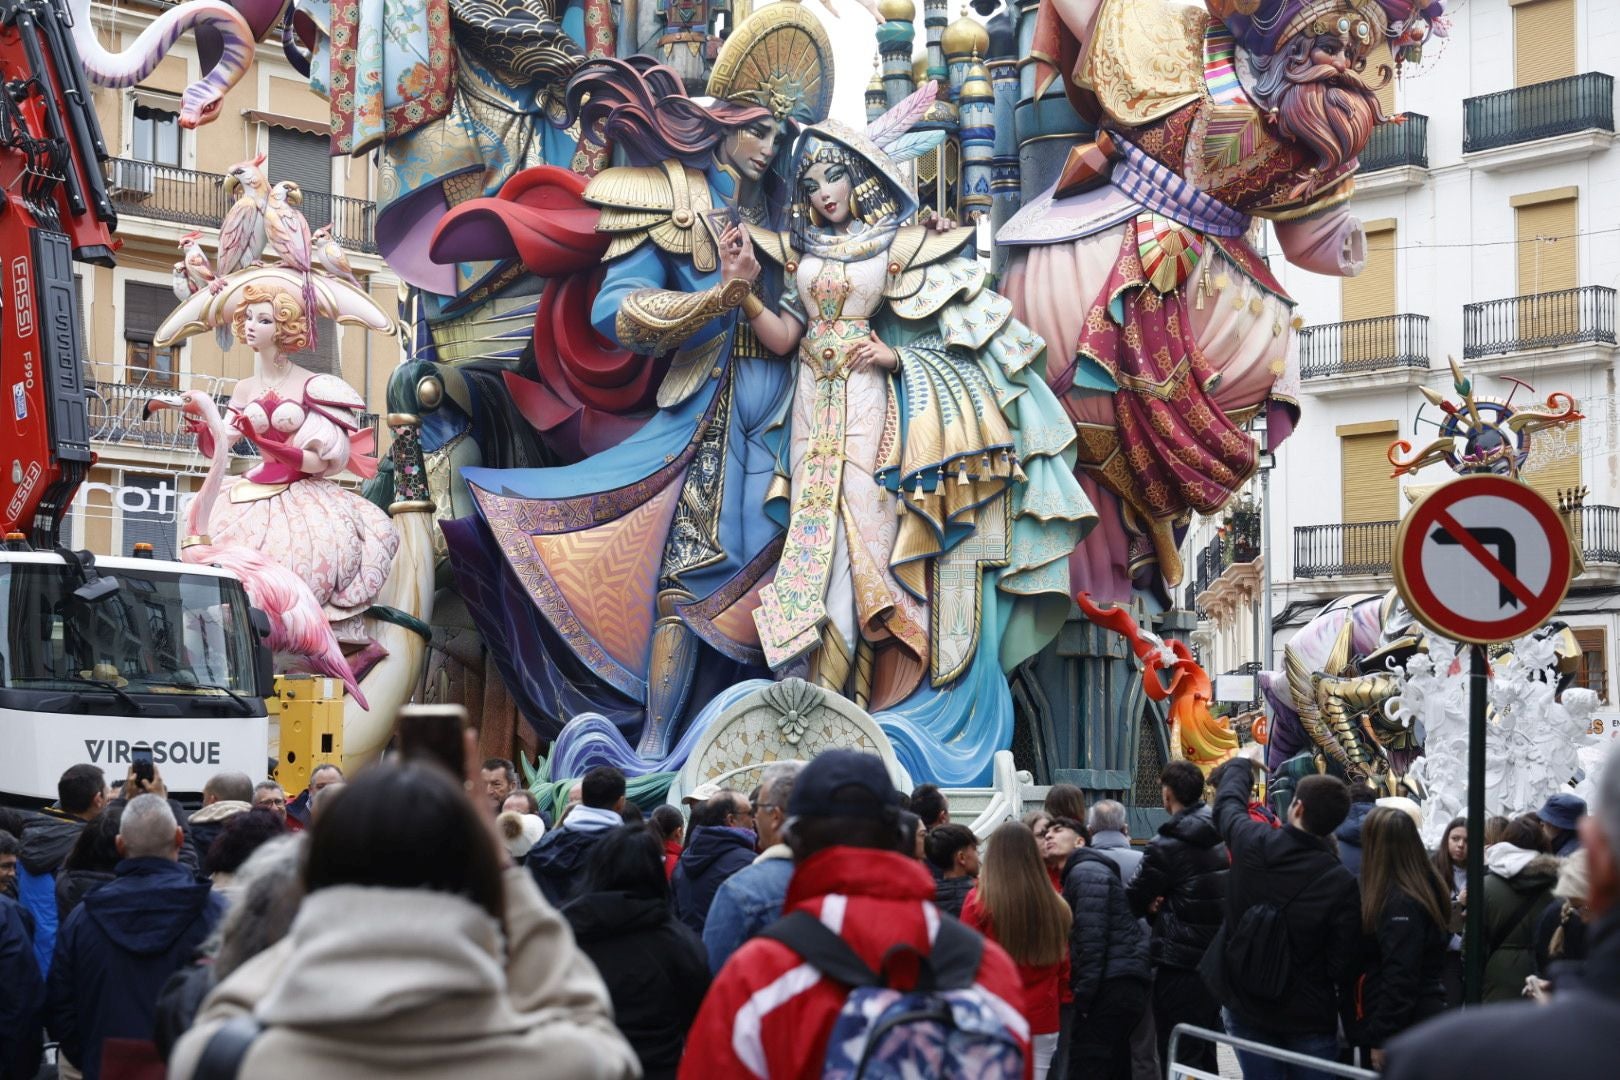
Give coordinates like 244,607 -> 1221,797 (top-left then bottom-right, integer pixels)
241,301 -> 278,354
800,161 -> 854,226
719,117 -> 784,183
1268,30 -> 1386,172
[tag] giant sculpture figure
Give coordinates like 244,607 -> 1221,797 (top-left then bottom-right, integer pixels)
997,0 -> 1445,603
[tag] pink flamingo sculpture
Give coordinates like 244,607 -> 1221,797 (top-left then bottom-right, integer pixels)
150,390 -> 369,707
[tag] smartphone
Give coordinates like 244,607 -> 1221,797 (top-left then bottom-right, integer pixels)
396,704 -> 470,777
130,743 -> 155,784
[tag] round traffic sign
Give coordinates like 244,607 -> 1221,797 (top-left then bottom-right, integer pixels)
1393,475 -> 1574,644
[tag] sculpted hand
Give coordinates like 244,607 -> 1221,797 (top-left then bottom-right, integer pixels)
719,224 -> 760,285
847,331 -> 898,373
921,209 -> 958,234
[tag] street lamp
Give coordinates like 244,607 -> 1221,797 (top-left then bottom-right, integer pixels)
1254,414 -> 1277,672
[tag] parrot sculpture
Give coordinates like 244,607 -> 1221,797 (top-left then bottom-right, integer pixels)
265,180 -> 319,349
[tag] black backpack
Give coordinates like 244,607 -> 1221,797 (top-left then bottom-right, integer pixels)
1210,874 -> 1316,1003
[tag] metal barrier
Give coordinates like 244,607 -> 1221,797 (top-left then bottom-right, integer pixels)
1165,1024 -> 1377,1080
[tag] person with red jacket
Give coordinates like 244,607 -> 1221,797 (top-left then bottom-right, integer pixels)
651,805 -> 686,881
962,823 -> 1073,1079
678,750 -> 1032,1080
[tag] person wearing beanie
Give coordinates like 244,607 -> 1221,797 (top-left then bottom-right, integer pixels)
1532,848 -> 1592,991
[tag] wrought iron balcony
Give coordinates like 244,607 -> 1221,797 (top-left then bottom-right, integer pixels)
1462,286 -> 1617,358
87,379 -> 379,461
1299,314 -> 1429,379
1293,521 -> 1398,579
1570,503 -> 1620,565
1464,72 -> 1615,153
1359,113 -> 1428,171
1194,515 -> 1263,597
103,158 -> 378,254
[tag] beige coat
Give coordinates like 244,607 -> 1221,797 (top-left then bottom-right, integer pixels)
169,868 -> 641,1079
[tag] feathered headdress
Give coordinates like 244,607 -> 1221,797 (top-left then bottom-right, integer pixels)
795,81 -> 946,225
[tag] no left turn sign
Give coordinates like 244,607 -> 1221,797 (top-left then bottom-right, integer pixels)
1394,475 -> 1574,644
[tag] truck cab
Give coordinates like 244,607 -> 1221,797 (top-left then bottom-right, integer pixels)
0,549 -> 272,802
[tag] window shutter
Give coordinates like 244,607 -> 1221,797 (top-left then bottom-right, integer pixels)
1368,40 -> 1397,118
1340,429 -> 1399,525
267,127 -> 334,231
121,473 -> 178,560
1513,0 -> 1576,88
1341,225 -> 1397,322
1520,420 -> 1582,502
305,317 -> 339,375
123,281 -> 175,343
1515,196 -> 1578,294
1572,627 -> 1608,702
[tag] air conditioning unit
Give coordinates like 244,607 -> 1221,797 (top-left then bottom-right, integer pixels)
107,160 -> 155,200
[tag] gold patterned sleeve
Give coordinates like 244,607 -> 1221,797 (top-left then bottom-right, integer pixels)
614,278 -> 755,355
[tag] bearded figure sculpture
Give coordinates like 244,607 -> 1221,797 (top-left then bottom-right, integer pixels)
998,0 -> 1445,603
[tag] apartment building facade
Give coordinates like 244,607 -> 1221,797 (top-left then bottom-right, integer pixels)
66,2 -> 401,558
1189,0 -> 1619,729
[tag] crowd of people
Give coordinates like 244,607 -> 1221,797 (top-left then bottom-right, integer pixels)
1,736 -> 1616,1079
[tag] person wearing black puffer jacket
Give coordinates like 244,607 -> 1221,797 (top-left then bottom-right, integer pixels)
1128,761 -> 1228,1075
1048,817 -> 1150,1080
565,826 -> 710,1080
1210,757 -> 1360,1077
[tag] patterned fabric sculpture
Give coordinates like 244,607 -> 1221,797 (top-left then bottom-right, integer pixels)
997,0 -> 1446,603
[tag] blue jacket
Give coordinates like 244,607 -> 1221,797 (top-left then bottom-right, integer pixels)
1335,801 -> 1374,878
672,826 -> 758,935
1,895 -> 43,1079
702,851 -> 794,973
44,858 -> 224,1080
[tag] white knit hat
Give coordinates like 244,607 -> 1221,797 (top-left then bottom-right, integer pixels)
497,811 -> 546,859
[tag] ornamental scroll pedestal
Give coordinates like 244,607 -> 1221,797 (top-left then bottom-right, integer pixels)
668,679 -> 913,804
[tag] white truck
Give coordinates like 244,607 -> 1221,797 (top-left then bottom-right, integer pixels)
0,547 -> 273,802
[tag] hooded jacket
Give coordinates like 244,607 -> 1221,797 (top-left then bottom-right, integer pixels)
1334,802 -> 1375,877
1384,911 -> 1620,1080
169,868 -> 640,1080
1127,802 -> 1229,970
564,890 -> 710,1079
182,800 -> 252,873
54,868 -> 115,927
17,809 -> 87,974
43,857 -> 224,1080
1480,842 -> 1561,1002
702,845 -> 795,974
524,806 -> 622,909
1061,847 -> 1151,1010
672,826 -> 757,934
1212,759 -> 1361,1035
677,846 -> 1031,1080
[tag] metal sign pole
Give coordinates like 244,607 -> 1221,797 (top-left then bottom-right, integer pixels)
1463,643 -> 1487,1005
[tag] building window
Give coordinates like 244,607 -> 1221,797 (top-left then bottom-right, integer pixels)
1513,0 -> 1576,89
123,281 -> 180,387
120,473 -> 179,561
1338,421 -> 1400,525
267,127 -> 333,230
131,97 -> 182,166
1572,627 -> 1608,703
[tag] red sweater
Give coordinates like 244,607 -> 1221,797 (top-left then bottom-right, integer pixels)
960,886 -> 1069,1036
663,839 -> 681,881
679,846 -> 1033,1079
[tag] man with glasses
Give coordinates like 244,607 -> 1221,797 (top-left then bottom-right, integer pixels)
672,789 -> 758,935
703,762 -> 804,972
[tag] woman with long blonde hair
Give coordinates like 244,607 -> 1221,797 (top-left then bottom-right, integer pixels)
961,822 -> 1074,1079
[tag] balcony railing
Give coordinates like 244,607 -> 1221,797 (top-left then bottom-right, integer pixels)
1299,314 -> 1429,379
1462,286 -> 1617,358
103,158 -> 378,253
1293,521 -> 1398,579
1464,72 -> 1615,153
1359,112 -> 1428,171
1194,516 -> 1262,597
87,380 -> 379,461
1571,504 -> 1620,565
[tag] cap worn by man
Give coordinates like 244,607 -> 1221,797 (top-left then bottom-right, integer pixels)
679,750 -> 1031,1078
1539,793 -> 1588,857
